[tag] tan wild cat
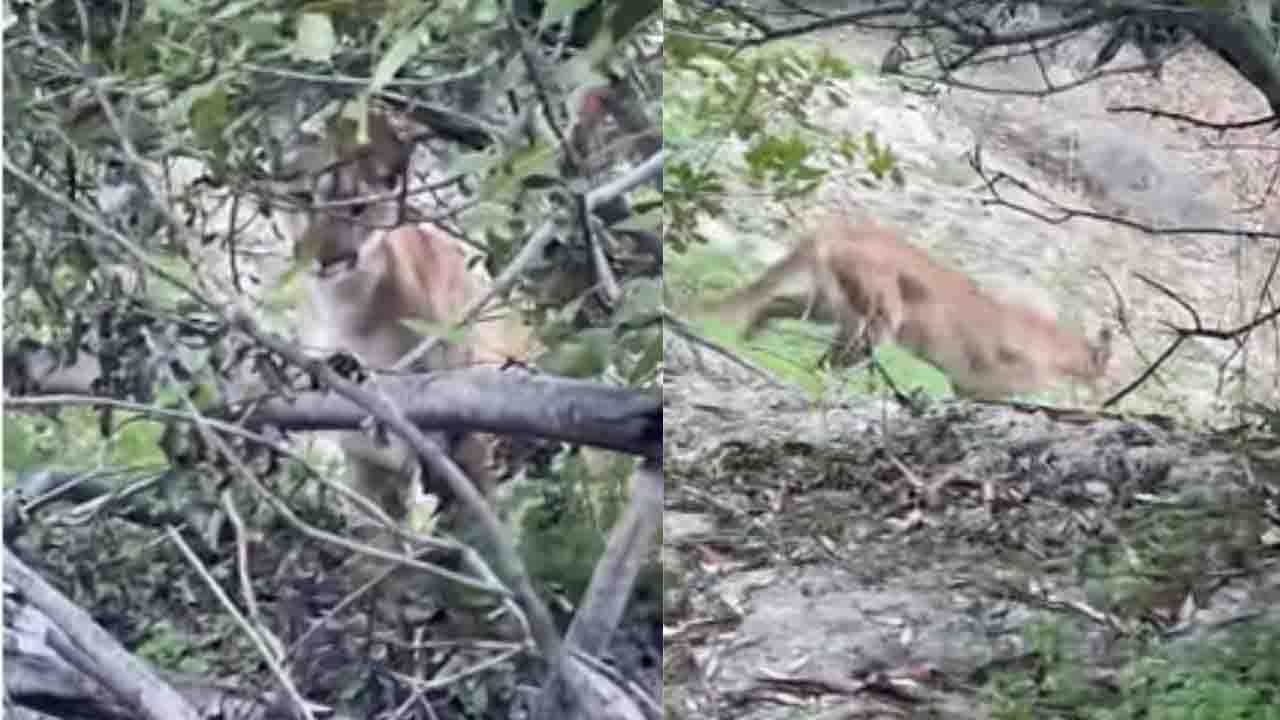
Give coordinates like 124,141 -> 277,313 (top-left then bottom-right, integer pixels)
276,110 -> 531,523
703,215 -> 1111,400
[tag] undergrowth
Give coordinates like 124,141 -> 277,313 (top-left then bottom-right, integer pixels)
988,620 -> 1280,720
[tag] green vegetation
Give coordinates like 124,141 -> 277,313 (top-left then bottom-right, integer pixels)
988,490 -> 1278,720
987,620 -> 1280,720
506,449 -> 638,604
4,409 -> 168,482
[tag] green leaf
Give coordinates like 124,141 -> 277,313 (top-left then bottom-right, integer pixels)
627,328 -> 662,387
445,148 -> 502,177
743,134 -> 818,183
611,207 -> 661,234
664,33 -> 726,66
3,421 -> 39,474
581,15 -> 617,67
537,328 -> 612,378
816,49 -> 854,80
631,198 -> 661,215
213,0 -> 261,20
146,0 -> 193,20
294,13 -> 336,64
263,265 -> 304,314
154,383 -> 184,409
465,0 -> 501,23
369,27 -> 423,96
480,140 -> 558,204
340,95 -> 374,146
108,418 -> 167,466
399,318 -> 471,347
503,140 -> 559,180
607,0 -> 659,43
615,276 -> 661,329
235,12 -> 284,46
188,84 -> 230,150
457,203 -> 511,242
541,0 -> 596,24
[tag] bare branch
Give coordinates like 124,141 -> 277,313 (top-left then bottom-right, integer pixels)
968,146 -> 1280,241
684,1 -> 1280,115
1106,105 -> 1280,131
5,347 -> 661,461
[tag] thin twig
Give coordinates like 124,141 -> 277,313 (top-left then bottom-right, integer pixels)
1107,105 -> 1279,131
662,311 -> 788,389
167,527 -> 315,720
394,149 -> 664,371
220,490 -> 268,636
969,147 -> 1280,241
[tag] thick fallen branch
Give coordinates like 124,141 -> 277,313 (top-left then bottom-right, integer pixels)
4,344 -> 661,462
244,369 -> 661,461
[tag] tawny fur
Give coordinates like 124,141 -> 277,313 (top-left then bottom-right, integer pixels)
283,112 -> 531,522
303,225 -> 527,519
703,215 -> 1111,400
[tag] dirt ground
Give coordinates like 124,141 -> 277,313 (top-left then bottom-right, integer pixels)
664,21 -> 1280,720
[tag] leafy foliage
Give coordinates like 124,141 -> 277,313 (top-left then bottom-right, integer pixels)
988,621 -> 1280,720
663,1 -> 899,253
510,448 -> 634,602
